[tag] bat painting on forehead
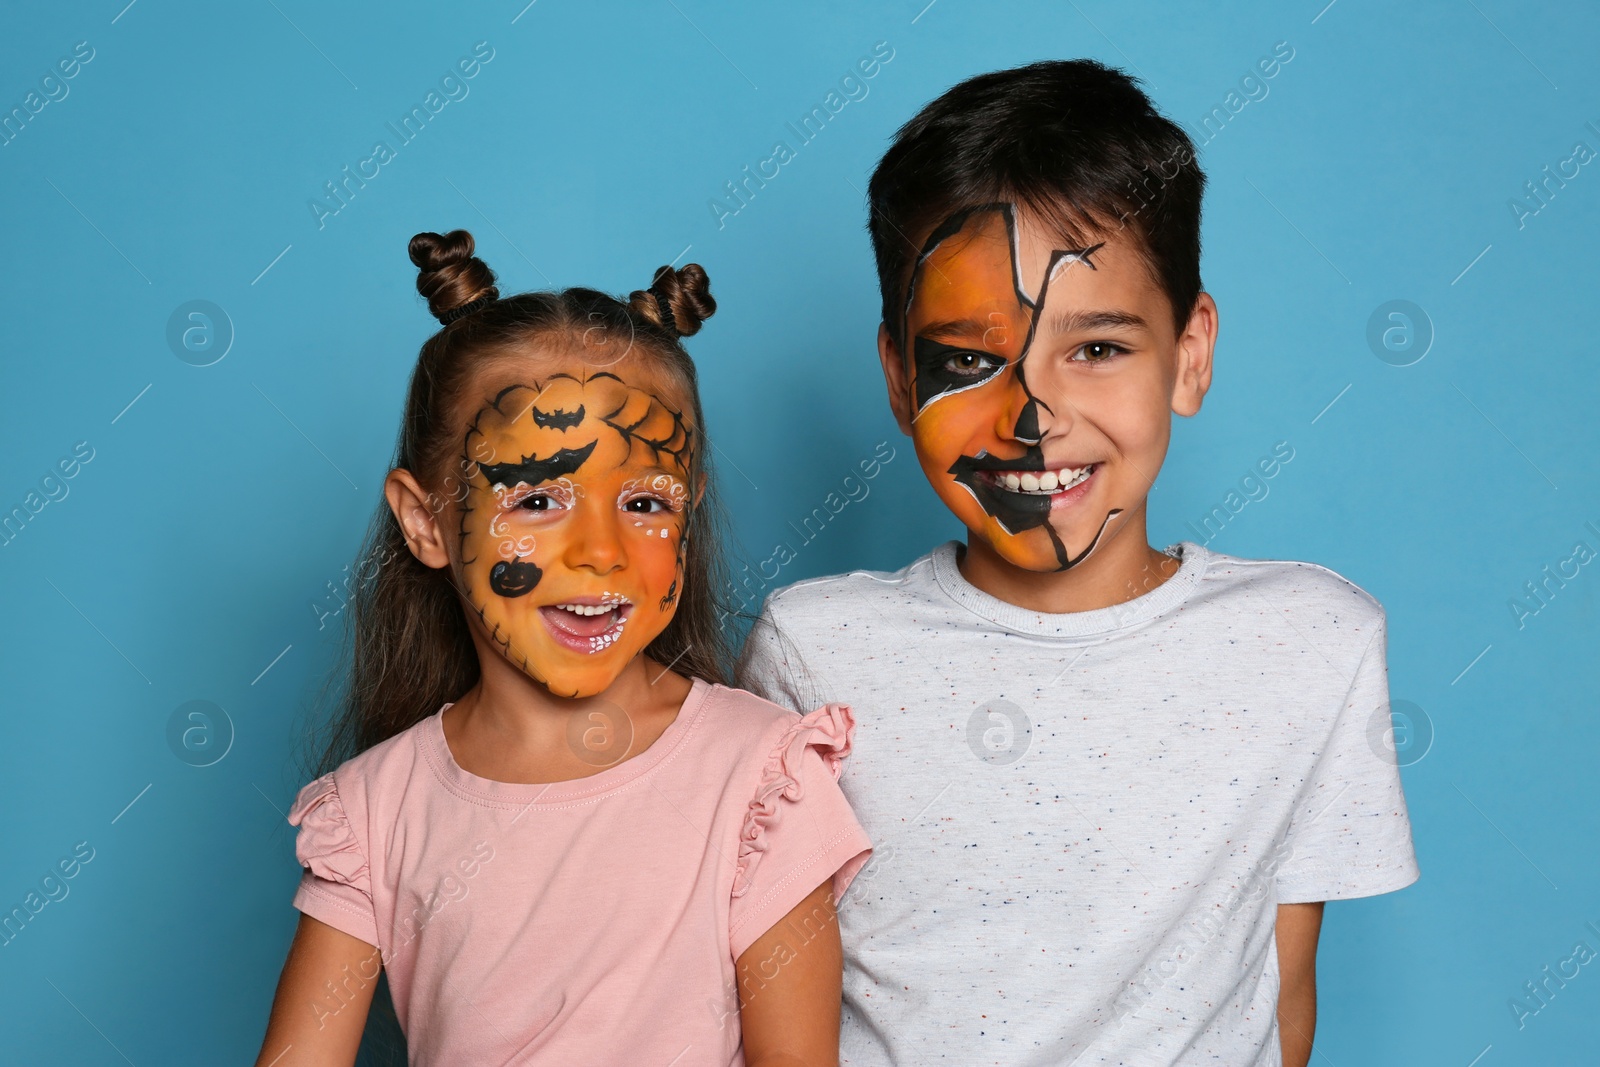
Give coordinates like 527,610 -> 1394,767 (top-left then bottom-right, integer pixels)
901,201 -> 1123,572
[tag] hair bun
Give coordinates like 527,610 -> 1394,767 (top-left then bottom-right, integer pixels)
630,263 -> 715,338
409,229 -> 499,324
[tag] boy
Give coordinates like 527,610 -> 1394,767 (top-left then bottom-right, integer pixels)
736,60 -> 1417,1066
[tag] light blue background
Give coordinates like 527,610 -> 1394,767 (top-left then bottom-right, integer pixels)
2,0 -> 1596,1063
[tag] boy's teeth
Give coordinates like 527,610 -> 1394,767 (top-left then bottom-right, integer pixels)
996,465 -> 1094,494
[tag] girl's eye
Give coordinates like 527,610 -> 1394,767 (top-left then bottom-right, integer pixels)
623,497 -> 669,514
1071,342 -> 1126,363
517,494 -> 561,512
944,351 -> 1003,378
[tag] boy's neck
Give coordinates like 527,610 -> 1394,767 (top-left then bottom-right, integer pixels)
955,510 -> 1181,615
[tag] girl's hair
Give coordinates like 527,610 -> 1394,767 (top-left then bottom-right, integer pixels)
314,229 -> 733,772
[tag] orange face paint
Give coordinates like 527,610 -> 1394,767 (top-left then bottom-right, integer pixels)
456,371 -> 693,698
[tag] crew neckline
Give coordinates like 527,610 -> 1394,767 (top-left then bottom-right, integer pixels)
929,540 -> 1210,639
422,677 -> 713,807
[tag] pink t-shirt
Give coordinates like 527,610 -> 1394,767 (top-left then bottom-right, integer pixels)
287,680 -> 872,1065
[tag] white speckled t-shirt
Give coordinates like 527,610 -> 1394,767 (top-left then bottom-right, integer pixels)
735,540 -> 1418,1066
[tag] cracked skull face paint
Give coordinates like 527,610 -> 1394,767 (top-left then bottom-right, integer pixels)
457,371 -> 694,698
903,203 -> 1179,572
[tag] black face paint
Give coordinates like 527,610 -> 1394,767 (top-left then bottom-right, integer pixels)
532,404 -> 585,430
947,450 -> 1050,536
477,441 -> 597,491
948,448 -> 1125,567
489,559 -> 543,598
911,336 -> 1008,412
600,401 -> 694,474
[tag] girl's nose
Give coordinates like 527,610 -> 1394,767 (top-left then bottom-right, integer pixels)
562,499 -> 626,575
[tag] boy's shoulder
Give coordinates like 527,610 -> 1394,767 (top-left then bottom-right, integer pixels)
1192,544 -> 1386,631
756,545 -> 945,624
756,540 -> 1386,651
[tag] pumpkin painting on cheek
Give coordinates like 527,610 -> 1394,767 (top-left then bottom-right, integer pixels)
454,371 -> 695,698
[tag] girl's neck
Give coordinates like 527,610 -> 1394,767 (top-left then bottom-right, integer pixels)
442,643 -> 694,786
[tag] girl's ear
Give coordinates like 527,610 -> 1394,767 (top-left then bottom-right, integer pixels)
385,468 -> 452,569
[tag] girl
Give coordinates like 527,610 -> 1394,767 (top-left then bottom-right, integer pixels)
255,231 -> 872,1066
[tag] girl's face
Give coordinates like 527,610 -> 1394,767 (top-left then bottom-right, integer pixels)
450,364 -> 695,699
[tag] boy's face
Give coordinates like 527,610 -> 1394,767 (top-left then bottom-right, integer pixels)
887,203 -> 1210,573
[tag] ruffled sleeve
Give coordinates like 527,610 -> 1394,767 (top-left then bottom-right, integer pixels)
728,704 -> 873,961
286,772 -> 379,949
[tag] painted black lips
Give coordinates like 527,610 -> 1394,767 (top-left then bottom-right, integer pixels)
948,449 -> 1049,537
948,450 -> 1123,570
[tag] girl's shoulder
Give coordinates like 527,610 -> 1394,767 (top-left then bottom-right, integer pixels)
295,711 -> 440,821
697,682 -> 857,775
696,682 -> 804,747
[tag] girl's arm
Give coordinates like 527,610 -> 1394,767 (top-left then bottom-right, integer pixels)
736,879 -> 843,1067
255,914 -> 382,1067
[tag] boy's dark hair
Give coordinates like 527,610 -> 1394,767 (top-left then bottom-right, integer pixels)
867,59 -> 1205,340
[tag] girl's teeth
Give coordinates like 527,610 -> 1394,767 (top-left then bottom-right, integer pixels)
1019,472 -> 1040,492
1004,473 -> 1021,490
1038,471 -> 1059,491
561,603 -> 623,616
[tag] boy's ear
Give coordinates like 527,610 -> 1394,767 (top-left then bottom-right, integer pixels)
385,468 -> 452,570
877,322 -> 914,436
1171,292 -> 1218,418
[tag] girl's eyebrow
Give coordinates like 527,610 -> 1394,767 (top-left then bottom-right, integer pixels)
620,465 -> 688,486
1044,308 -> 1149,335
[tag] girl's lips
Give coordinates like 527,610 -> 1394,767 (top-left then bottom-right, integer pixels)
539,604 -> 630,654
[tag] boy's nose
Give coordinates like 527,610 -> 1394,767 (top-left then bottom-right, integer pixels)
998,365 -> 1067,446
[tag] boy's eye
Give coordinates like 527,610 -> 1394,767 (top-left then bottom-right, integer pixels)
944,350 -> 1004,378
1071,341 -> 1125,363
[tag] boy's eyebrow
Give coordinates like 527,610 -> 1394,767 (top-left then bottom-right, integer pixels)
1044,308 -> 1150,335
916,317 -> 993,340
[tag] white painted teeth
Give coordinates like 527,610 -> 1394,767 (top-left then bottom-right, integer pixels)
995,465 -> 1094,494
557,602 -> 627,616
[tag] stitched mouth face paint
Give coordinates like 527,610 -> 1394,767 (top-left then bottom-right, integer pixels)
456,371 -> 693,698
903,203 -> 1132,573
